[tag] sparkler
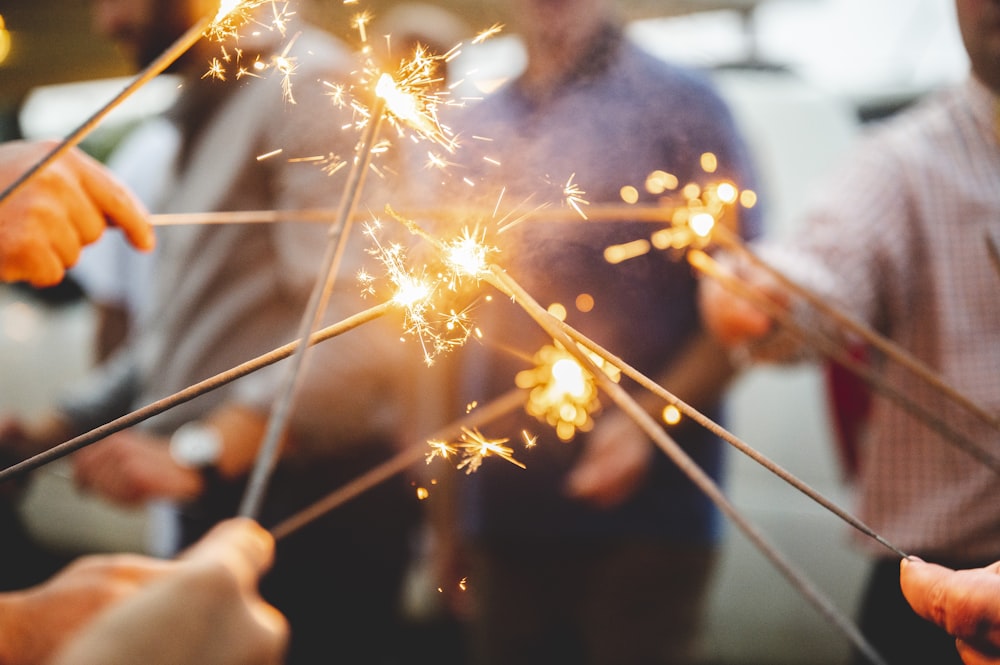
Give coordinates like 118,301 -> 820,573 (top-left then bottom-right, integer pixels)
0,0 -> 266,209
0,301 -> 394,484
149,204 -> 679,226
482,263 -> 889,665
239,96 -> 387,520
241,36 -> 466,517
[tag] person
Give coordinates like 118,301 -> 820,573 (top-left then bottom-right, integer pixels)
1,1 -> 417,662
900,556 -> 1000,665
421,1 -> 760,663
0,138 -> 281,665
0,140 -> 153,287
698,0 -> 1000,662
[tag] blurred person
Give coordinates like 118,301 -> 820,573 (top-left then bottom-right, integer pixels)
0,1 -> 417,662
698,1 -> 1000,662
0,146 -> 280,665
424,0 -> 761,663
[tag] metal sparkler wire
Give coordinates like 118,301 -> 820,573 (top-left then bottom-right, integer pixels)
269,388 -> 525,541
689,249 -> 1000,474
238,99 -> 388,520
0,301 -> 394,485
483,263 -> 890,665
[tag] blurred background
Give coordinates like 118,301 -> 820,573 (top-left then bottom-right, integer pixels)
0,1 -> 970,663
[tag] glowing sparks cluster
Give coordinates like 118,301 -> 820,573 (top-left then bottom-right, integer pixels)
352,15 -> 462,154
426,427 -> 526,474
516,344 -> 620,442
358,222 -> 482,366
202,0 -> 296,87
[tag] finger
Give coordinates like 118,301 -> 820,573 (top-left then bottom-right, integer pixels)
956,640 -> 1000,665
246,602 -> 290,665
901,559 -> 1000,641
70,149 -> 154,251
180,518 -> 275,588
0,243 -> 65,287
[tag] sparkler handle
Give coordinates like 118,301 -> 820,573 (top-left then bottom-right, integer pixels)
0,19 -> 210,208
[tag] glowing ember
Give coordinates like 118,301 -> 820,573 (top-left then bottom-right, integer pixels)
516,344 -> 620,442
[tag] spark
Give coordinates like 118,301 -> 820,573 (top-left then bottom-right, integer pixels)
360,221 -> 480,366
473,23 -> 505,44
563,174 -> 590,219
455,427 -> 525,474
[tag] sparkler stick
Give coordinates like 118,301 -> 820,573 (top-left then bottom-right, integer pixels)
689,249 -> 1000,474
149,205 -> 676,227
0,301 -> 393,484
712,224 -> 1000,432
0,14 -> 216,208
483,264 -> 889,665
239,99 -> 387,520
987,229 -> 1000,283
270,388 -> 526,541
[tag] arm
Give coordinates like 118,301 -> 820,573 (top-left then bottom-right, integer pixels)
0,140 -> 154,287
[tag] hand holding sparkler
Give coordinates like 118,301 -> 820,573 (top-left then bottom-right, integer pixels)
696,250 -> 798,359
0,141 -> 153,287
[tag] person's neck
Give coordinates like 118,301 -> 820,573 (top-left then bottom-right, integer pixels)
519,21 -> 619,101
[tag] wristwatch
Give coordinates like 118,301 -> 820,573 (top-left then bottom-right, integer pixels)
169,422 -> 223,470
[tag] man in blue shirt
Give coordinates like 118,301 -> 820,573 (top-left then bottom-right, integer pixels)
432,1 -> 761,662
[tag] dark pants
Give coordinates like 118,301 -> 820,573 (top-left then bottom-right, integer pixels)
467,541 -> 716,665
851,557 -> 972,665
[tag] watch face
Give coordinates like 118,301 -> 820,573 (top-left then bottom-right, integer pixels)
170,424 -> 222,469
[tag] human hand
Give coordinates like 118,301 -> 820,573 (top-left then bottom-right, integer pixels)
564,409 -> 653,509
0,140 -> 154,287
48,518 -> 288,665
696,252 -> 784,349
900,557 -> 1000,665
0,550 -> 172,665
73,429 -> 203,505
